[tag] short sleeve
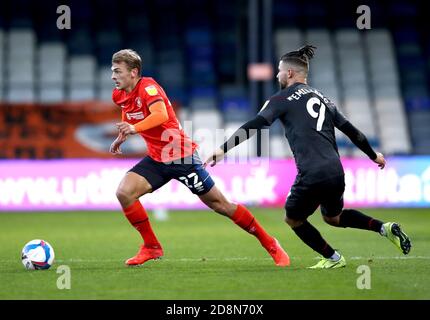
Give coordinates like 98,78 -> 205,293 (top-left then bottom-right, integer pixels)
140,82 -> 164,107
257,95 -> 286,125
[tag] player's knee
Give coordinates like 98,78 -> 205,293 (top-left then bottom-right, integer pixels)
285,216 -> 304,228
323,215 -> 340,226
116,186 -> 134,206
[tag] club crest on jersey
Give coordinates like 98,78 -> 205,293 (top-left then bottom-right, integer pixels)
145,85 -> 158,96
135,97 -> 142,108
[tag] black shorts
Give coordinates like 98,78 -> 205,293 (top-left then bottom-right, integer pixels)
129,152 -> 215,195
285,175 -> 345,220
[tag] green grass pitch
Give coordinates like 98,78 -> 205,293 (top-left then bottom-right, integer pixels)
0,208 -> 429,299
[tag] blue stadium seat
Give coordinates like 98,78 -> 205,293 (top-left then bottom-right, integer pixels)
405,97 -> 430,111
96,30 -> 122,66
303,2 -> 327,28
220,97 -> 251,122
67,27 -> 94,55
273,2 -> 300,27
0,0 -> 429,157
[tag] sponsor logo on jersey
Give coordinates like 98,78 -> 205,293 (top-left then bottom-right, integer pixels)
145,85 -> 158,96
135,97 -> 142,108
126,111 -> 145,120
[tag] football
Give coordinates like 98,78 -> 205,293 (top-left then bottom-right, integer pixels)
21,239 -> 55,270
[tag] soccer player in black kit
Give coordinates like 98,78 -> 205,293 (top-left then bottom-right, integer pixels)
206,45 -> 411,268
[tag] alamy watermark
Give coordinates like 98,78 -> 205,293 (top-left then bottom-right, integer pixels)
57,5 -> 71,30
155,121 -> 272,166
56,265 -> 71,290
356,5 -> 371,30
356,265 -> 371,289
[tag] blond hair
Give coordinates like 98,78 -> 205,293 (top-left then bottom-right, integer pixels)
112,49 -> 142,75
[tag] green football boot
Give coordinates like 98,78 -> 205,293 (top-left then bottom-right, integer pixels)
308,255 -> 346,269
382,222 -> 411,255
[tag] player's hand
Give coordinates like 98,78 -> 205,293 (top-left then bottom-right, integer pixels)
373,152 -> 386,169
110,133 -> 127,155
116,122 -> 137,136
204,148 -> 225,167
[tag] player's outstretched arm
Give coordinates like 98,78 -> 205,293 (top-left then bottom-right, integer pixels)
205,148 -> 225,167
338,121 -> 386,169
372,152 -> 386,169
204,115 -> 269,167
116,101 -> 169,136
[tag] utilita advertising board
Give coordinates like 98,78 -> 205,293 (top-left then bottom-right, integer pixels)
1,157 -> 429,211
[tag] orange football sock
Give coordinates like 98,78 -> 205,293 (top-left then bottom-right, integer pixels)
123,201 -> 161,249
231,204 -> 274,249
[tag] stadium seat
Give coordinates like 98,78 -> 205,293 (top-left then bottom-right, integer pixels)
270,134 -> 293,158
68,27 -> 94,56
220,97 -> 250,122
6,29 -> 36,102
158,60 -> 185,88
185,27 -> 216,87
38,43 -> 66,102
365,29 -> 412,154
305,29 -> 340,106
374,98 -> 411,154
68,55 -> 96,100
97,67 -> 114,102
336,29 -> 378,147
190,109 -> 222,159
343,99 -> 376,137
96,30 -> 122,66
189,87 -> 217,110
273,2 -> 300,27
405,97 -> 430,112
0,1 -> 429,158
393,27 -> 429,105
408,110 -> 430,153
274,29 -> 303,59
303,2 -> 327,28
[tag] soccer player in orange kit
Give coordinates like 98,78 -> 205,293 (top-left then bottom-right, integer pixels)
110,49 -> 290,267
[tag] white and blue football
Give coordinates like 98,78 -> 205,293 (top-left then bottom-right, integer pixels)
21,239 -> 55,270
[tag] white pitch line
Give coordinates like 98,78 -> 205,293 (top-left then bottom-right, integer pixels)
42,256 -> 430,263
3,256 -> 429,264
349,256 -> 430,260
54,257 -> 265,263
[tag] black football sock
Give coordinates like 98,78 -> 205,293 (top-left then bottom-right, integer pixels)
292,221 -> 335,258
338,209 -> 383,233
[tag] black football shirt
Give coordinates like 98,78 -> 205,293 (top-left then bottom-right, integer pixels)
258,82 -> 348,184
